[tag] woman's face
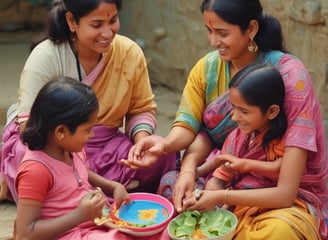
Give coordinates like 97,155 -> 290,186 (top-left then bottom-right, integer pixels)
203,10 -> 251,62
229,88 -> 271,134
70,2 -> 120,55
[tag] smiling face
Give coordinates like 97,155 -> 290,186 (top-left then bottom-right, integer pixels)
229,87 -> 272,134
66,1 -> 120,55
203,9 -> 259,67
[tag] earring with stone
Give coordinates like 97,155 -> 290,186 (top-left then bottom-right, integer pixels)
248,38 -> 258,52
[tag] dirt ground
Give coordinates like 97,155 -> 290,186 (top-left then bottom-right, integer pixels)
0,32 -> 180,239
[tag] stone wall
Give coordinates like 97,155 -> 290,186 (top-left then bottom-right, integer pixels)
1,0 -> 327,134
0,0 -> 50,31
119,0 -> 328,136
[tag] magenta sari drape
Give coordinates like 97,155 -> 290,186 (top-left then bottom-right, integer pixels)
85,125 -> 177,193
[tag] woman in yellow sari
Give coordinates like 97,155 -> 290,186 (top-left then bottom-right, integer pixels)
122,1 -> 328,238
184,63 -> 321,240
0,0 -> 177,203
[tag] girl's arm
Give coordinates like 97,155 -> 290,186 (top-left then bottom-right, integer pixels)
88,170 -> 130,208
216,154 -> 282,173
196,159 -> 217,177
173,135 -> 214,212
183,147 -> 307,211
16,191 -> 104,240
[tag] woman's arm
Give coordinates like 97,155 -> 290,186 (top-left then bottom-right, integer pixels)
120,126 -> 196,169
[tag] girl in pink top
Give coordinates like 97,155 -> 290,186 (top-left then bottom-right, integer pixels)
15,77 -> 171,240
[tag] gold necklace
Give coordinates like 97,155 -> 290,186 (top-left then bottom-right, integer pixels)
248,132 -> 256,146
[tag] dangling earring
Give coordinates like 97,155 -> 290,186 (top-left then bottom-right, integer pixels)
70,29 -> 76,42
248,38 -> 258,52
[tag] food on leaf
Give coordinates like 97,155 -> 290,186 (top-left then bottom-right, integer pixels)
170,210 -> 236,239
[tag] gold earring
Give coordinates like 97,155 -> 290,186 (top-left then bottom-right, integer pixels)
71,32 -> 76,42
60,134 -> 64,139
248,38 -> 258,52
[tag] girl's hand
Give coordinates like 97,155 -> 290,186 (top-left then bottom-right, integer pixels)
182,190 -> 220,212
217,154 -> 282,173
112,182 -> 131,209
215,154 -> 246,173
78,190 -> 105,222
172,171 -> 196,213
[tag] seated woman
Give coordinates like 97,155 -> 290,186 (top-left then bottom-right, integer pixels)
0,0 -> 177,202
180,64 -> 326,240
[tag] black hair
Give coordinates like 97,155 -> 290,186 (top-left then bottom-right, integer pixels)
228,64 -> 287,149
21,76 -> 99,150
30,0 -> 122,50
201,0 -> 285,52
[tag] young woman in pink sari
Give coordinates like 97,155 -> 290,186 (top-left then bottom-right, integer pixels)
0,0 -> 177,203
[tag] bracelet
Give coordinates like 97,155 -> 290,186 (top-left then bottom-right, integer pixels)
224,188 -> 229,204
178,170 -> 196,179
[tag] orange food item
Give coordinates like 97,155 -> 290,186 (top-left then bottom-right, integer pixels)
191,228 -> 208,239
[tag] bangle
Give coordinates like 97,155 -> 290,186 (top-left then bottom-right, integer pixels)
224,188 -> 229,204
178,170 -> 196,179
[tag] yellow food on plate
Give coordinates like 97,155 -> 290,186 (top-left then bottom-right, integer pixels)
138,209 -> 159,221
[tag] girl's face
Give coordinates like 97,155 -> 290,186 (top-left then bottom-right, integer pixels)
203,10 -> 252,62
229,88 -> 271,134
60,110 -> 98,152
68,2 -> 120,55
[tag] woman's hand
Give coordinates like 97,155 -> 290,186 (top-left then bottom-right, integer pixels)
120,135 -> 166,169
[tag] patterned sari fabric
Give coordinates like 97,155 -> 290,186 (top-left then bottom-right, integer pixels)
217,129 -> 320,239
158,49 -> 328,239
202,51 -> 328,239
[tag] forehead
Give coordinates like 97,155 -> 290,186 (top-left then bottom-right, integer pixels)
203,10 -> 238,30
82,2 -> 118,20
229,88 -> 252,107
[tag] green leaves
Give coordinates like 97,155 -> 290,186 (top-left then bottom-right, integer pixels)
169,210 -> 236,239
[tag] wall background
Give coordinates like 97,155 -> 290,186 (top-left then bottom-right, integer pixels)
1,0 -> 327,136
